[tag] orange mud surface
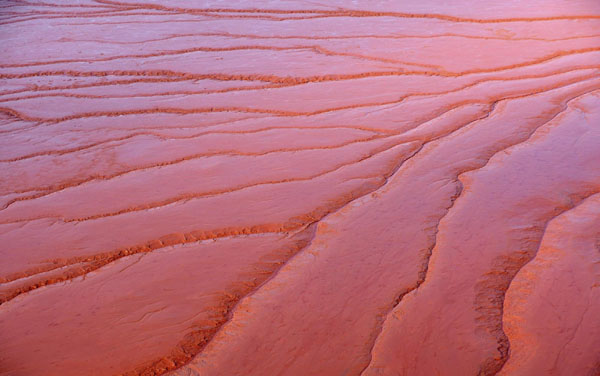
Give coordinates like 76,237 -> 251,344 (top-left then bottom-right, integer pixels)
1,1 -> 600,375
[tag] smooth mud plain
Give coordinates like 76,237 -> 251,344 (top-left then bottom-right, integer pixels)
1,1 -> 600,375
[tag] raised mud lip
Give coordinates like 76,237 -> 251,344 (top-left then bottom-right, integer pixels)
1,1 -> 600,375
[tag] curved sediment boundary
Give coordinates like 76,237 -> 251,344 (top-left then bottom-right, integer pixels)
1,1 -> 599,375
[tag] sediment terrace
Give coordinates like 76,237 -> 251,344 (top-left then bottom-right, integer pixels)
1,1 -> 599,375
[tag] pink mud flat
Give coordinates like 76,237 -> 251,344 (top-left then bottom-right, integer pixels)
1,1 -> 600,375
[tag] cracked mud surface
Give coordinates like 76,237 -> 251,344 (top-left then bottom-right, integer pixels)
1,1 -> 600,375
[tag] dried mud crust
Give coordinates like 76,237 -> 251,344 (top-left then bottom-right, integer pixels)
1,1 -> 600,376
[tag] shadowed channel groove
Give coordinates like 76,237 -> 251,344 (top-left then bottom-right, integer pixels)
2,1 -> 600,376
